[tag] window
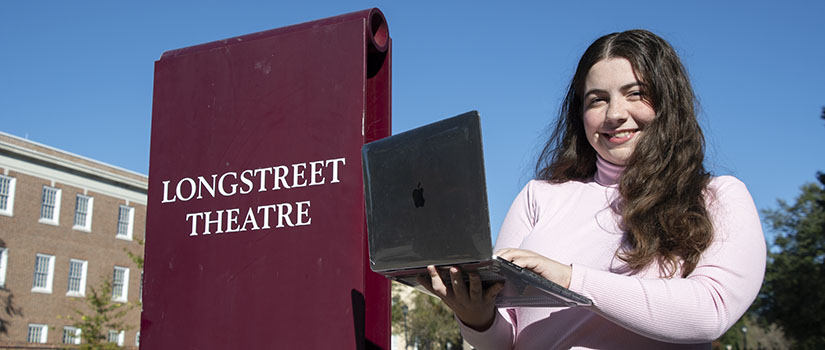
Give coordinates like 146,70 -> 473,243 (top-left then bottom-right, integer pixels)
66,259 -> 88,297
135,331 -> 140,347
62,326 -> 81,344
0,248 -> 7,288
139,270 -> 143,302
108,329 -> 124,346
39,186 -> 61,225
31,254 -> 55,293
116,205 -> 134,240
112,266 -> 129,302
0,174 -> 15,216
73,194 -> 93,231
27,324 -> 48,343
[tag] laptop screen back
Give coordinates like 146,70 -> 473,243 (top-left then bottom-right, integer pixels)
363,111 -> 492,272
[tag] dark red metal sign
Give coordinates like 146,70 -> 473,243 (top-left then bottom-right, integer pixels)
143,9 -> 391,349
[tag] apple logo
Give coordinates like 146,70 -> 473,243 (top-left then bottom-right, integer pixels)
412,182 -> 425,208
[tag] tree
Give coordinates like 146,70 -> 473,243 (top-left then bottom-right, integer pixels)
124,238 -> 144,270
0,290 -> 23,336
60,239 -> 144,349
407,291 -> 463,349
715,313 -> 790,350
756,173 -> 825,348
64,279 -> 135,349
752,108 -> 825,348
390,283 -> 409,337
391,282 -> 463,350
716,107 -> 825,349
0,240 -> 23,336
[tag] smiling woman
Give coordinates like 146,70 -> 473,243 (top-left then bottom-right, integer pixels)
421,29 -> 766,349
582,58 -> 656,166
537,29 -> 715,279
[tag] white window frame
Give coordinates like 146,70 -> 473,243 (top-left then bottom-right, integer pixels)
73,194 -> 94,232
0,174 -> 15,217
108,329 -> 124,346
139,270 -> 143,302
66,259 -> 88,297
111,266 -> 129,302
115,205 -> 134,240
27,323 -> 48,343
62,326 -> 81,345
0,247 -> 7,288
39,186 -> 61,225
31,254 -> 55,294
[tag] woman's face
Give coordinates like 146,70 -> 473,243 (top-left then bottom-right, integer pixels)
582,57 -> 656,166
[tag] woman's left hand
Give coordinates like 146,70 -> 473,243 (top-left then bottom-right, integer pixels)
495,248 -> 572,288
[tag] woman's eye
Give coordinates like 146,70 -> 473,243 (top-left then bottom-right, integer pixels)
628,91 -> 645,99
587,98 -> 606,106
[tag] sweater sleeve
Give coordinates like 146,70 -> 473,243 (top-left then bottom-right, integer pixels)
457,309 -> 516,350
456,182 -> 538,349
567,176 -> 766,342
494,181 -> 537,251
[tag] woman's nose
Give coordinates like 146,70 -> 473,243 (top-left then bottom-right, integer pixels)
604,101 -> 628,125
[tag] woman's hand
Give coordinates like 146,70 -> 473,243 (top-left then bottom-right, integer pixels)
496,248 -> 572,288
417,265 -> 504,332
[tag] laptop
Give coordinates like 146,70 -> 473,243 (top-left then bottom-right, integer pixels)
362,111 -> 592,307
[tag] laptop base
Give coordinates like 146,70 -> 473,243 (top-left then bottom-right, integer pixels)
387,257 -> 592,308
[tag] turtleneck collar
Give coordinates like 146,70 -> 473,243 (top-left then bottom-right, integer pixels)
594,155 -> 624,186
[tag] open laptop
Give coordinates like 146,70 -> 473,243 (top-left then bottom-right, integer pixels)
362,111 -> 592,307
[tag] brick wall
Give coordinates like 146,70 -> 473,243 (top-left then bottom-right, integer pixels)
0,138 -> 146,349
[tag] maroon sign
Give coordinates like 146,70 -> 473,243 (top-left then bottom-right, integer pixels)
143,9 -> 391,349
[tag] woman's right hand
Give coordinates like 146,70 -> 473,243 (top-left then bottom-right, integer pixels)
417,265 -> 504,332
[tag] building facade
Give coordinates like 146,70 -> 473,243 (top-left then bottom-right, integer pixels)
0,132 -> 146,348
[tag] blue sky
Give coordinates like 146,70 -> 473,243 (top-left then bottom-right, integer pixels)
2,1 -> 823,243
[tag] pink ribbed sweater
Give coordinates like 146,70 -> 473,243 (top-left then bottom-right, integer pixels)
459,157 -> 766,349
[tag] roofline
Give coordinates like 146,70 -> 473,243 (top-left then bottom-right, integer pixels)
0,131 -> 147,191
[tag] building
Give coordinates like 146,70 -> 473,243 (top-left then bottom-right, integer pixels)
0,131 -> 146,348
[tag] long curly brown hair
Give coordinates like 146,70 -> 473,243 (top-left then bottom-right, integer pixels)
535,30 -> 712,278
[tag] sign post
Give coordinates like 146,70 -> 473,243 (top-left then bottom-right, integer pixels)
142,9 -> 391,349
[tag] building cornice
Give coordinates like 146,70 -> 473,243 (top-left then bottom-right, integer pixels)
0,132 -> 147,204
0,131 -> 147,191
